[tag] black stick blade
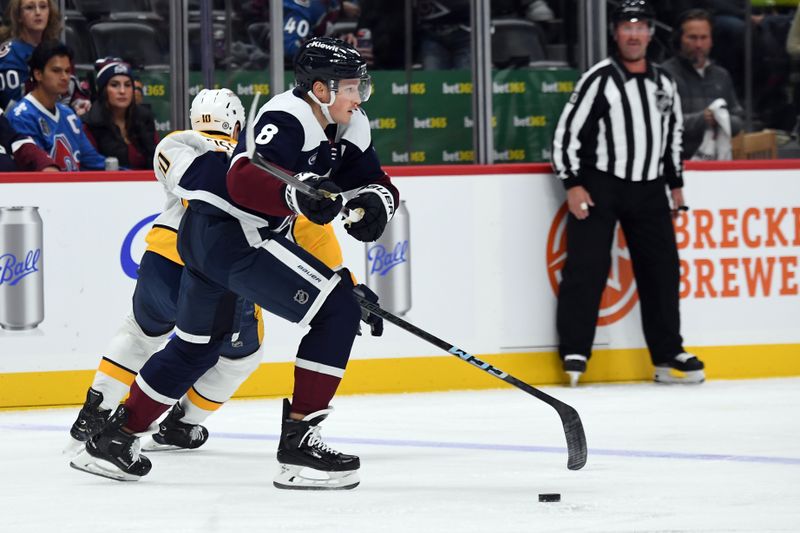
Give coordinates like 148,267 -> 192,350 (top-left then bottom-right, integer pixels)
558,404 -> 588,470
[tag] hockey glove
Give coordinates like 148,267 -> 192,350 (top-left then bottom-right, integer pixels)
353,283 -> 383,337
285,172 -> 343,225
344,185 -> 395,242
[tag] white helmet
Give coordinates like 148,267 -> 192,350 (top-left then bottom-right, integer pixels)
189,88 -> 245,138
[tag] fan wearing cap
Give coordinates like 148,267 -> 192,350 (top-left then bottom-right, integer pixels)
82,57 -> 158,170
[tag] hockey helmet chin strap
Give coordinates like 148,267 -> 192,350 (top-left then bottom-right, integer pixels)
307,89 -> 337,124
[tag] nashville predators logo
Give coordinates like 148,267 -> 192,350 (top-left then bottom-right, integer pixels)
294,289 -> 309,305
546,204 -> 639,325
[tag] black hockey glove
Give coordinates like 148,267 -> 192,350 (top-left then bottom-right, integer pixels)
285,172 -> 343,225
344,185 -> 394,242
353,283 -> 383,337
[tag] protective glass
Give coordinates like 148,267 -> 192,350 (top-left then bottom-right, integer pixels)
330,76 -> 372,102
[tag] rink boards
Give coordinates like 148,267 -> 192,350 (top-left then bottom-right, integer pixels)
1,162 -> 799,408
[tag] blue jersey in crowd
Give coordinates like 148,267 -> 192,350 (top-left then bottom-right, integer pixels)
0,39 -> 34,111
283,0 -> 341,60
7,94 -> 106,171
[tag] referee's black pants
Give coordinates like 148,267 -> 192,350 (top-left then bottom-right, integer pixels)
556,171 -> 684,365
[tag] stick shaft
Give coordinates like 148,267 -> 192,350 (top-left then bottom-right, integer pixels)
352,294 -> 588,470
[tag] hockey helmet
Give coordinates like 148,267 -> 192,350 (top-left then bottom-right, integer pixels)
294,37 -> 371,102
189,88 -> 245,138
611,0 -> 654,26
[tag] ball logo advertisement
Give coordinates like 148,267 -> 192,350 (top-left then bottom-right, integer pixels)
0,206 -> 44,330
365,200 -> 411,316
546,204 -> 638,325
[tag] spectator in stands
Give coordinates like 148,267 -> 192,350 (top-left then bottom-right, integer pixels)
133,77 -> 144,106
6,41 -> 104,171
0,108 -> 58,171
416,0 -> 471,70
283,0 -> 359,66
0,0 -> 62,111
413,0 -> 555,70
662,9 -> 743,160
82,58 -> 157,170
352,0 -> 406,69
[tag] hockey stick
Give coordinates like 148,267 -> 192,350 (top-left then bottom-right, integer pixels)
245,94 -> 362,223
352,293 -> 588,471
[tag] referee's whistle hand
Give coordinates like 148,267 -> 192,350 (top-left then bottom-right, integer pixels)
567,186 -> 594,220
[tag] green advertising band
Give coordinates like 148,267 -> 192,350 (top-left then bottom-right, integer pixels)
136,68 -> 578,165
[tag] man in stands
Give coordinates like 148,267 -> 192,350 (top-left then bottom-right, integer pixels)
662,9 -> 743,160
6,40 -> 105,170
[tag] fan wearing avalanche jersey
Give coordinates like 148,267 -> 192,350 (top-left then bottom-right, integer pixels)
283,0 -> 343,63
71,38 -> 396,491
6,41 -> 105,171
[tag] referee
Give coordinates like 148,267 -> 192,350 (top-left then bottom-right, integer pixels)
551,0 -> 704,386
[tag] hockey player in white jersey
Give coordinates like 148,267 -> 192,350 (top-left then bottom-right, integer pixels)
71,37 -> 395,489
66,89 -> 259,455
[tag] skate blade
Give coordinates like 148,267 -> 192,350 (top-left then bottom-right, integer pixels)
273,464 -> 360,491
654,367 -> 705,384
566,371 -> 582,387
69,449 -> 142,482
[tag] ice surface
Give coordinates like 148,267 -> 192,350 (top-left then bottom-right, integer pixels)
1,378 -> 798,532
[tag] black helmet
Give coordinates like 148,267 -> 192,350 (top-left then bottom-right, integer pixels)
294,37 -> 370,100
612,0 -> 654,25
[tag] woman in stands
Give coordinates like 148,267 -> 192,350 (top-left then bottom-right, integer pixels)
0,0 -> 62,111
82,58 -> 158,170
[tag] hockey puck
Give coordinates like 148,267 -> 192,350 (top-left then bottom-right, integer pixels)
538,493 -> 561,503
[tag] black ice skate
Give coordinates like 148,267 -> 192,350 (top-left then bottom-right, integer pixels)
64,388 -> 112,456
141,403 -> 209,451
273,398 -> 360,490
563,354 -> 587,387
69,405 -> 152,482
654,352 -> 705,384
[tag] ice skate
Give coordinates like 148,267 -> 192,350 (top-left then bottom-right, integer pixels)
64,388 -> 111,456
141,403 -> 209,451
654,352 -> 705,384
563,354 -> 587,387
273,399 -> 360,490
70,405 -> 152,482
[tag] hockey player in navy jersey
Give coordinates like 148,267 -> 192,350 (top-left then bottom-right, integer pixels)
6,41 -> 105,170
71,37 -> 394,489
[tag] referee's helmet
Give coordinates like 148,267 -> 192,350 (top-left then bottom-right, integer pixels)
612,0 -> 655,26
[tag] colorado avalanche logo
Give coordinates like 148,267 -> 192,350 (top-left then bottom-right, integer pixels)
49,133 -> 78,171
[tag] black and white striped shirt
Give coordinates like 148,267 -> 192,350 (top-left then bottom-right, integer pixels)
552,56 -> 684,189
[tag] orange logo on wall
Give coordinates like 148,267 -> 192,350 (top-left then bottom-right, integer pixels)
546,204 -> 639,325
